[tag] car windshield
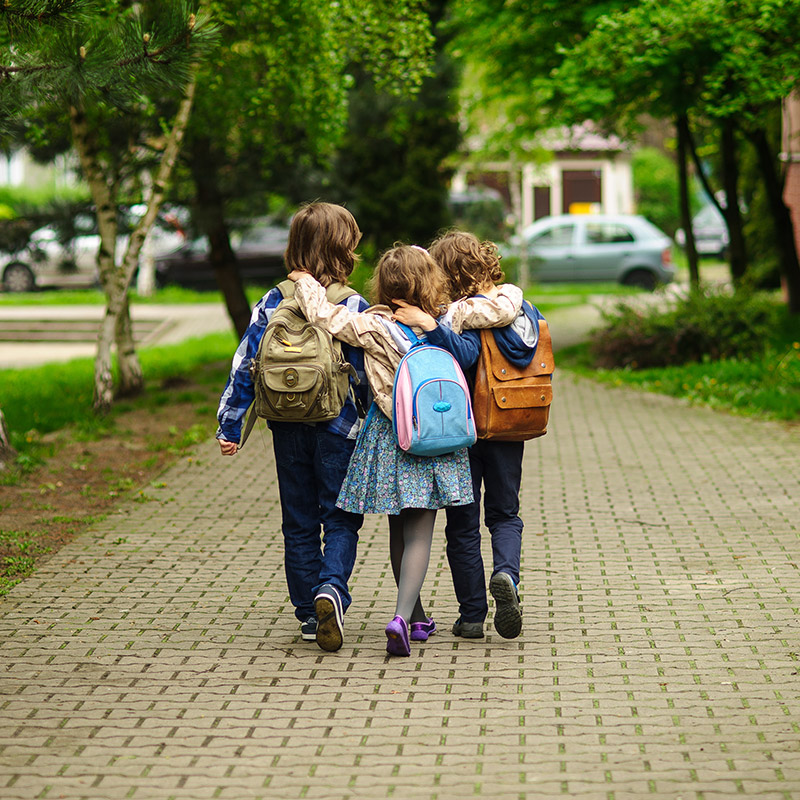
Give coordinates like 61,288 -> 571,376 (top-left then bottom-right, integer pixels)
694,205 -> 726,228
630,217 -> 667,240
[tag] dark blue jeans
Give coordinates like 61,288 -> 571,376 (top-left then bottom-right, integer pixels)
444,439 -> 524,623
271,422 -> 363,621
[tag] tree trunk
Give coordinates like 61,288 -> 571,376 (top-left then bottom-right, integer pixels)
0,407 -> 16,472
720,120 -> 748,284
116,294 -> 142,397
677,114 -> 700,290
747,125 -> 800,313
117,74 -> 199,395
69,103 -> 121,414
189,135 -> 251,338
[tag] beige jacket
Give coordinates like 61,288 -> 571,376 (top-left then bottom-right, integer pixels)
293,274 -> 523,418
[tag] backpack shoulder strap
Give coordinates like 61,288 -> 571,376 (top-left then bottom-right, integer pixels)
276,279 -> 295,300
396,321 -> 422,347
325,282 -> 357,305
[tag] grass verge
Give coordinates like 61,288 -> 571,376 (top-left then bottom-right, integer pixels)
559,322 -> 800,422
0,332 -> 236,596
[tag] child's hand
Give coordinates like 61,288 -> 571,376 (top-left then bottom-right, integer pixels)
219,440 -> 238,456
286,270 -> 307,282
392,299 -> 437,331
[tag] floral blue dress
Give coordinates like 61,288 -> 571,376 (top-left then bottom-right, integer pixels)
336,405 -> 474,515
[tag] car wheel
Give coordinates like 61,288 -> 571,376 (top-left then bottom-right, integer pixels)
2,262 -> 36,293
621,268 -> 657,292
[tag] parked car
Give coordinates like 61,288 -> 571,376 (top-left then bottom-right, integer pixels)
513,213 -> 675,290
675,204 -> 729,258
0,208 -> 186,292
154,223 -> 289,290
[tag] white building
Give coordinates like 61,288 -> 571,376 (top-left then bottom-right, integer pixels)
452,123 -> 634,231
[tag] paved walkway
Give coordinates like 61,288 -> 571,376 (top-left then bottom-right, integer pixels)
1,370 -> 800,799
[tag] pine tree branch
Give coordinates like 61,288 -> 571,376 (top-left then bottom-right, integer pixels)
0,0 -> 82,22
1,18 -> 199,81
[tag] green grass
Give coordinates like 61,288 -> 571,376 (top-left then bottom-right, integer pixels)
0,331 -> 234,460
0,529 -> 51,597
560,324 -> 800,421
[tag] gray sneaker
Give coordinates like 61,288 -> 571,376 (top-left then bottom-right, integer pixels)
452,617 -> 485,638
489,572 -> 522,639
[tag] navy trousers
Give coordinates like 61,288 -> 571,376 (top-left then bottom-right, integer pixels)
271,422 -> 363,621
444,439 -> 524,623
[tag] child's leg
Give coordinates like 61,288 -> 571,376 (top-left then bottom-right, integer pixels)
482,441 -> 524,583
444,444 -> 488,624
312,428 -> 363,612
388,513 -> 428,624
271,422 -> 322,622
394,509 -> 437,621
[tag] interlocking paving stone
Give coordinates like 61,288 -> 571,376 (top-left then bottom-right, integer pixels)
2,372 -> 800,799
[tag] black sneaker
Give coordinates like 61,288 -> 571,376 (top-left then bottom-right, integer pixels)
489,572 -> 522,639
300,616 -> 317,642
314,584 -> 344,652
452,617 -> 485,638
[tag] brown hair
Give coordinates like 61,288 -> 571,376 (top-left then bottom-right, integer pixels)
284,202 -> 362,287
371,245 -> 449,318
429,230 -> 504,300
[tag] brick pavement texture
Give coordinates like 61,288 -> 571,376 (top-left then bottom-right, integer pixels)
1,372 -> 799,800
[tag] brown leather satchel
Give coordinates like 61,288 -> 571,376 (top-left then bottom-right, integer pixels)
473,320 -> 554,441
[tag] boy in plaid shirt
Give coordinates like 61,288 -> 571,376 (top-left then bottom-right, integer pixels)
217,203 -> 368,652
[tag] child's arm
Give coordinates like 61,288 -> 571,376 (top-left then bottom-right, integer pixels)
216,288 -> 283,449
289,271 -> 394,349
448,284 -> 523,334
392,299 -> 481,371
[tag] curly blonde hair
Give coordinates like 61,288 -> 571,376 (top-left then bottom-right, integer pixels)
371,245 -> 449,318
284,202 -> 362,287
429,230 -> 504,300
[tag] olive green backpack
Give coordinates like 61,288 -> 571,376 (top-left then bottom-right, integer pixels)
240,280 -> 359,446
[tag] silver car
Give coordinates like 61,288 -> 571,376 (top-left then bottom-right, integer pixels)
1,209 -> 185,293
515,214 -> 675,290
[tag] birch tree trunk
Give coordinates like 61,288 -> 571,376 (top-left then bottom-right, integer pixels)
71,74 -> 197,412
116,73 -> 198,396
0,407 -> 16,472
69,103 -> 121,413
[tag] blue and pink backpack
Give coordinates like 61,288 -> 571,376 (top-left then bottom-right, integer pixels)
392,323 -> 477,457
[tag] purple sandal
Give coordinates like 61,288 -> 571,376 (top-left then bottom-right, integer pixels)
385,615 -> 411,656
410,617 -> 437,641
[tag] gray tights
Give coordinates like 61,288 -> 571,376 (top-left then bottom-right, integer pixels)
388,509 -> 436,622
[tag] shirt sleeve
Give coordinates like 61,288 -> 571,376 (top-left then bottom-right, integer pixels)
425,325 -> 482,372
293,273 -> 393,347
448,284 -> 524,334
216,287 -> 282,443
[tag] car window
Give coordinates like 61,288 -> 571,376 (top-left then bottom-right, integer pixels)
585,223 -> 635,244
531,224 -> 575,246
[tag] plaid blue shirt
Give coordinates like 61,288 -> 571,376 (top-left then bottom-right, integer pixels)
216,285 -> 370,443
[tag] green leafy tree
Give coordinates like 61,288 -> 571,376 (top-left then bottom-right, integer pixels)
450,0 -> 800,310
321,0 -> 460,252
175,0 -> 435,336
632,147 -> 681,237
2,0 -> 216,411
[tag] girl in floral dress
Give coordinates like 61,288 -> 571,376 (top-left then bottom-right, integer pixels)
287,245 -> 521,656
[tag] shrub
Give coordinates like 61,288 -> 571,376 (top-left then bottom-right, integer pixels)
590,288 -> 781,369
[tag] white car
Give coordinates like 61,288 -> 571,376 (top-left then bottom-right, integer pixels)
675,205 -> 729,258
513,213 -> 675,290
1,208 -> 185,292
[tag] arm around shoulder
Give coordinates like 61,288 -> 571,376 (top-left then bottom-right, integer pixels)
450,284 -> 524,333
